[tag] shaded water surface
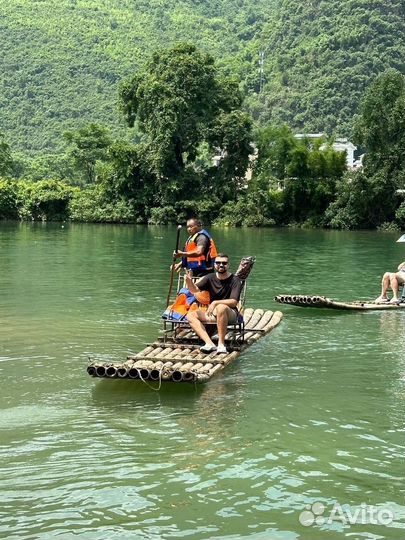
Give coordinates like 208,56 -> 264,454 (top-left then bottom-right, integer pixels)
0,223 -> 404,539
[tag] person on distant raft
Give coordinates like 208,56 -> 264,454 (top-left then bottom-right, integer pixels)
173,217 -> 218,277
375,261 -> 405,303
185,254 -> 243,354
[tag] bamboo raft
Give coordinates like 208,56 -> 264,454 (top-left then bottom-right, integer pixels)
275,294 -> 405,311
87,308 -> 283,384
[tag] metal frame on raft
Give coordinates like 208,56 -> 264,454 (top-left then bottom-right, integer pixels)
87,308 -> 283,384
162,275 -> 248,348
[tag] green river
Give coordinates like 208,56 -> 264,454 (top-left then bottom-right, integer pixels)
0,222 -> 404,540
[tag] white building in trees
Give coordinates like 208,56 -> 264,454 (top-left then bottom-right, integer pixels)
294,133 -> 360,169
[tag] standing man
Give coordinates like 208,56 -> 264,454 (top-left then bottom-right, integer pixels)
186,254 -> 243,354
173,218 -> 218,277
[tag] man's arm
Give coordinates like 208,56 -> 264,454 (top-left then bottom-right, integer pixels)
176,245 -> 204,258
174,235 -> 208,258
185,273 -> 207,294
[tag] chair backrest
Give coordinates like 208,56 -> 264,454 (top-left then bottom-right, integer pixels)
235,256 -> 255,313
235,256 -> 256,281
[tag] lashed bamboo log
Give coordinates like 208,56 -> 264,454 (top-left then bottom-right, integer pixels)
88,308 -> 283,383
195,363 -> 214,374
127,345 -> 155,360
149,361 -> 164,380
171,361 -> 197,382
162,360 -> 184,380
182,371 -> 197,382
208,364 -> 223,377
128,366 -> 139,379
105,366 -> 117,378
95,365 -> 106,377
87,365 -> 96,376
117,366 -> 128,378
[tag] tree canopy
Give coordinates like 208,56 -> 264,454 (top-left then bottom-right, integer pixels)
0,133 -> 13,176
326,70 -> 405,229
257,0 -> 404,135
119,42 -> 253,193
0,0 -> 403,153
64,123 -> 113,184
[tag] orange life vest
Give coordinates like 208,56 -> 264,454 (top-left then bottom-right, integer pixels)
183,229 -> 218,270
162,289 -> 210,321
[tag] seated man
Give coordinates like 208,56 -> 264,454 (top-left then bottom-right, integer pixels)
185,254 -> 243,354
375,261 -> 405,303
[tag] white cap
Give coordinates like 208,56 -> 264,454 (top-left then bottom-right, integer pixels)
396,234 -> 405,242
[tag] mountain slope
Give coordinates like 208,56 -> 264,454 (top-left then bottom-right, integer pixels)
256,0 -> 404,135
0,0 -> 272,153
0,0 -> 403,154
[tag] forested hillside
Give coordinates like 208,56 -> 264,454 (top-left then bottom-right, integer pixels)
0,0 -> 403,154
0,0 -> 273,153
257,0 -> 404,135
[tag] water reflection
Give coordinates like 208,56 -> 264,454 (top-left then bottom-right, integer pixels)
90,376 -> 247,431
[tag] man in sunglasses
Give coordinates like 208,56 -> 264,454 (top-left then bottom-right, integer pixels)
185,254 -> 243,354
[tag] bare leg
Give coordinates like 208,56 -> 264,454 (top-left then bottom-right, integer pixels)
214,304 -> 229,347
187,310 -> 215,346
390,275 -> 399,300
375,272 -> 391,302
389,272 -> 405,301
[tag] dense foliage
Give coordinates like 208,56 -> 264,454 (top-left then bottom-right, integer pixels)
258,0 -> 404,135
326,70 -> 405,229
1,0 -> 404,231
0,179 -> 76,221
215,127 -> 347,227
0,0 -> 403,154
0,0 -> 273,154
0,132 -> 13,175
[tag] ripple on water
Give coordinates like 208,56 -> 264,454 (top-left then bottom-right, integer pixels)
1,225 -> 404,539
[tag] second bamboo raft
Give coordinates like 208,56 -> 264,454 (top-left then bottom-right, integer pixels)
276,294 -> 405,310
87,308 -> 283,384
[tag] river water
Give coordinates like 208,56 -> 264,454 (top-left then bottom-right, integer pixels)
0,222 -> 404,540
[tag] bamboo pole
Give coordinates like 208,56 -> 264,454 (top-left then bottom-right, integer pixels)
127,345 -> 155,360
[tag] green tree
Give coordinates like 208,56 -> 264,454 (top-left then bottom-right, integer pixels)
64,123 -> 113,184
207,110 -> 253,201
353,69 -> 405,178
327,70 -> 405,229
11,152 -> 76,183
0,179 -> 19,219
0,132 -> 13,176
119,43 -> 251,179
253,128 -> 346,224
255,125 -> 295,182
18,180 -> 77,221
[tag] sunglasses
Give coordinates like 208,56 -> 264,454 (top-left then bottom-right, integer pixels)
215,261 -> 228,266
